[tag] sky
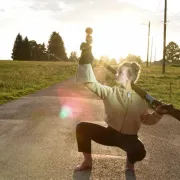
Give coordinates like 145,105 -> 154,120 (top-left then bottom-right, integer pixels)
1,0 -> 180,61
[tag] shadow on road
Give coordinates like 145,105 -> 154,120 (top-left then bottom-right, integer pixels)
73,169 -> 91,180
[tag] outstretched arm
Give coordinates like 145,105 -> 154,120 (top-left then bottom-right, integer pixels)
75,28 -> 112,99
75,63 -> 112,99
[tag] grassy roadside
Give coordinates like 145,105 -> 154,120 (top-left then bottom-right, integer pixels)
0,61 -> 77,105
103,64 -> 180,109
1,60 -> 179,109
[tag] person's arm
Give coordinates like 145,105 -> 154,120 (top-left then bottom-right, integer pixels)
75,63 -> 112,99
140,101 -> 163,125
85,82 -> 112,99
140,111 -> 163,125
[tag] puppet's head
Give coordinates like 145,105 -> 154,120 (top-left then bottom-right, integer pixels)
85,27 -> 93,44
115,62 -> 141,86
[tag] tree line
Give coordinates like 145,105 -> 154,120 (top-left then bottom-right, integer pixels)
11,32 -> 70,61
12,32 -> 179,63
11,32 -> 143,63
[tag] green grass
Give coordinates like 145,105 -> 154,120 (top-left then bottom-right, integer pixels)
1,61 -> 180,109
104,64 -> 180,109
0,60 -> 77,105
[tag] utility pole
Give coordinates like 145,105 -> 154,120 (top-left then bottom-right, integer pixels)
162,0 -> 167,73
150,37 -> 153,65
146,21 -> 150,67
154,47 -> 156,62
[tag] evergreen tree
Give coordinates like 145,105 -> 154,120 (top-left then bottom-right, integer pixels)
36,43 -> 45,61
41,43 -> 46,54
41,43 -> 48,61
39,43 -> 47,61
11,33 -> 23,60
28,41 -> 48,61
21,36 -> 30,60
29,40 -> 38,60
48,32 -> 68,61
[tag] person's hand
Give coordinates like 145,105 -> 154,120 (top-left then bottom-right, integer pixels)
155,105 -> 168,115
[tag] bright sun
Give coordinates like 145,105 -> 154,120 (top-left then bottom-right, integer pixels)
91,11 -> 147,62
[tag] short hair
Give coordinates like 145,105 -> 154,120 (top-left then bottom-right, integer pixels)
117,61 -> 141,83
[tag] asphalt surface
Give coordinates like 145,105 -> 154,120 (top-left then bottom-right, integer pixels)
0,67 -> 180,180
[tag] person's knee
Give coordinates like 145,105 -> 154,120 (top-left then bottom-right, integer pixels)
76,122 -> 87,134
138,148 -> 146,161
136,143 -> 146,161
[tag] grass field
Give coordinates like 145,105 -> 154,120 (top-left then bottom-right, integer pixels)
104,64 -> 180,109
0,61 -> 180,109
0,60 -> 77,105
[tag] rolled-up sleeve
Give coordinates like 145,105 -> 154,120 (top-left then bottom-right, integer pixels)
75,64 -> 112,99
140,100 -> 163,125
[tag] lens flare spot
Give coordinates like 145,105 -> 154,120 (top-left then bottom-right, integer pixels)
59,105 -> 72,119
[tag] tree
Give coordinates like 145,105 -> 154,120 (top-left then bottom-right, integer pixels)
28,41 -> 48,61
41,43 -> 46,54
39,43 -> 48,61
12,33 -> 23,60
69,51 -> 78,62
100,56 -> 110,64
48,32 -> 68,61
29,40 -> 38,61
124,54 -> 143,64
35,44 -> 44,61
165,41 -> 180,62
21,36 -> 30,60
110,58 -> 117,65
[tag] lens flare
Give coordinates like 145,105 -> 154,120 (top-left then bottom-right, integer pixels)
59,105 -> 72,119
57,85 -> 93,122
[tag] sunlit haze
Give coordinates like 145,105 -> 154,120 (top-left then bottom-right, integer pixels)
1,0 -> 180,61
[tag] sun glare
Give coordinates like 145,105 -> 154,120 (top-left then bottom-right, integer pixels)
92,11 -> 146,61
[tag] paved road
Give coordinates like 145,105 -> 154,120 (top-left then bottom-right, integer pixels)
0,67 -> 180,180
